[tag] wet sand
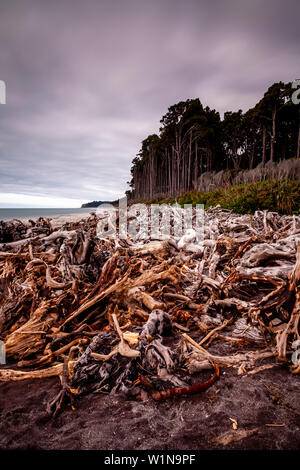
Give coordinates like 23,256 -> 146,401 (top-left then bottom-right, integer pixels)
0,342 -> 299,450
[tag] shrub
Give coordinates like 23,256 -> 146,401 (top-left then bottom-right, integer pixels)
160,180 -> 300,214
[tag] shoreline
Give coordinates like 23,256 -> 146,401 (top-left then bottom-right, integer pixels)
43,211 -> 95,228
0,209 -> 96,226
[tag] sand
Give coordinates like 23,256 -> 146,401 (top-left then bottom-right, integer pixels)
49,211 -> 95,228
0,342 -> 299,450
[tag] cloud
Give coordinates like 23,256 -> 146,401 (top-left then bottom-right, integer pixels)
0,0 -> 299,206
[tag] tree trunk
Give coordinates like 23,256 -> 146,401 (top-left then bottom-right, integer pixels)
167,150 -> 171,196
297,107 -> 300,159
188,131 -> 192,190
270,106 -> 276,163
249,145 -> 254,170
207,150 -> 212,172
262,124 -> 266,166
194,141 -> 198,190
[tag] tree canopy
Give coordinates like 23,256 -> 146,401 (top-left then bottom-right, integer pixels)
127,81 -> 300,201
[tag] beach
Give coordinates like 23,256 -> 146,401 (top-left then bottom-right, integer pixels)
0,208 -> 299,450
0,208 -> 94,223
0,363 -> 299,450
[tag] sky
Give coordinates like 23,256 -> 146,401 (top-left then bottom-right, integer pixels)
0,0 -> 299,207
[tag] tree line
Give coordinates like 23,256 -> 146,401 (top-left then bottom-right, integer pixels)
126,81 -> 300,201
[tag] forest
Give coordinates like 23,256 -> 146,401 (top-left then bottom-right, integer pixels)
126,81 -> 300,202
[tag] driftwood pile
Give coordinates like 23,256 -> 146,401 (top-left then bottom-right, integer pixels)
0,207 -> 299,415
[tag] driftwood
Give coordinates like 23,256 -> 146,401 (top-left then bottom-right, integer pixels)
182,332 -> 276,373
0,362 -> 75,382
0,207 -> 299,415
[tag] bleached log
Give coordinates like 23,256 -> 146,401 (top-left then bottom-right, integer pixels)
0,362 -> 76,382
131,240 -> 169,257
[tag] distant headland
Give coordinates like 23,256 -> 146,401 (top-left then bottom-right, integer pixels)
81,200 -> 117,208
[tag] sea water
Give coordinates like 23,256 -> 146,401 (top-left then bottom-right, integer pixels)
0,207 -> 93,222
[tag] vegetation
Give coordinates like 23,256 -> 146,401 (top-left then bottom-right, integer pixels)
153,180 -> 300,215
126,81 -> 300,202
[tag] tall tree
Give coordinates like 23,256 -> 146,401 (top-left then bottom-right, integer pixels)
256,82 -> 286,163
127,81 -> 300,201
222,110 -> 244,169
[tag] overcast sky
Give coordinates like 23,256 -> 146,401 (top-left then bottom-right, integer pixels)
0,0 -> 299,207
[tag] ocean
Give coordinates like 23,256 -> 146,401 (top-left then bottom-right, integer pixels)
0,207 -> 94,222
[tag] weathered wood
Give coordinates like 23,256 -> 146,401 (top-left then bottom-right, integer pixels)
0,362 -> 76,382
0,207 -> 299,409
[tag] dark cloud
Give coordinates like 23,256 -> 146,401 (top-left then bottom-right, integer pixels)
0,0 -> 299,206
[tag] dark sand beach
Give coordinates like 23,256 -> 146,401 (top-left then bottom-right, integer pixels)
0,349 -> 299,450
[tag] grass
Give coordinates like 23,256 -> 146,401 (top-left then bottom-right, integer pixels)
149,180 -> 300,215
